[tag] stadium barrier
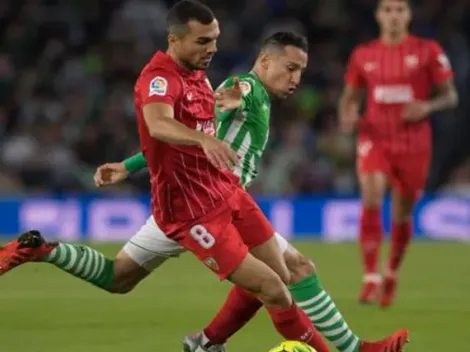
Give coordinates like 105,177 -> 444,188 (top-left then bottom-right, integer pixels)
0,194 -> 468,241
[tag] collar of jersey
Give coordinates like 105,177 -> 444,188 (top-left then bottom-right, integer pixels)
249,70 -> 271,100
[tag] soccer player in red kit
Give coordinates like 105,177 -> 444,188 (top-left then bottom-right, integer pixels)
339,0 -> 458,307
135,1 -> 329,350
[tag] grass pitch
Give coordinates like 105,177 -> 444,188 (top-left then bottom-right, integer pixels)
0,241 -> 468,351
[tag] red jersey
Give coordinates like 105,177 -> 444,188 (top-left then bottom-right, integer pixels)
345,35 -> 453,153
134,51 -> 238,231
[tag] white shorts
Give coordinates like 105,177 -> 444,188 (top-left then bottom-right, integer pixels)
122,216 -> 289,272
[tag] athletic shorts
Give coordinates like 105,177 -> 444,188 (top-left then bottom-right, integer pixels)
123,190 -> 288,276
357,139 -> 430,201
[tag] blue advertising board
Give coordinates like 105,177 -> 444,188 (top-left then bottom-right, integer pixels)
0,194 -> 468,241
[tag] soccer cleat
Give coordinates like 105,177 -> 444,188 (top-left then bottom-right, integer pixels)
181,333 -> 227,352
379,275 -> 398,308
0,230 -> 56,275
359,328 -> 409,352
358,280 -> 381,304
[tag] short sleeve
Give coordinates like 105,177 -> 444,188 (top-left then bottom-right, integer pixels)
138,70 -> 183,107
344,49 -> 366,88
428,41 -> 454,85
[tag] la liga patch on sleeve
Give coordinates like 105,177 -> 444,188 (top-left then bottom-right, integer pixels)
239,81 -> 251,96
149,76 -> 168,96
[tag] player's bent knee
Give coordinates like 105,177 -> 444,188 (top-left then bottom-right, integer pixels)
258,274 -> 292,308
284,248 -> 316,284
228,253 -> 291,308
109,251 -> 151,294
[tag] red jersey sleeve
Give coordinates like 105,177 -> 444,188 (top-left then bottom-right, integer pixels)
428,41 -> 454,85
344,48 -> 366,88
138,70 -> 183,107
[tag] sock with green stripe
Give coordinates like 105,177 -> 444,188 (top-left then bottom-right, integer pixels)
41,243 -> 114,291
289,273 -> 360,352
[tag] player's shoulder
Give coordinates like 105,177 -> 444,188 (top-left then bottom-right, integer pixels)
408,35 -> 440,48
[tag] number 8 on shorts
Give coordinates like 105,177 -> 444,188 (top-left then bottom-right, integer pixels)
190,225 -> 215,249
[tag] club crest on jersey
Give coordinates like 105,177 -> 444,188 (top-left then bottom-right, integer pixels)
204,257 -> 219,271
149,76 -> 168,96
239,81 -> 251,96
405,55 -> 419,68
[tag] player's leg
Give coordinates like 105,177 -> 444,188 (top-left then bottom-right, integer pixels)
0,217 -> 183,293
380,152 -> 429,307
356,140 -> 390,303
176,203 -> 330,352
283,241 -> 359,352
283,238 -> 408,352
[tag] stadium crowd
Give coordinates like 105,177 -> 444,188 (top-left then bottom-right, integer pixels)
0,0 -> 469,195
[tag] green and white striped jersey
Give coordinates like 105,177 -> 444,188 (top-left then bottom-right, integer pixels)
216,71 -> 271,187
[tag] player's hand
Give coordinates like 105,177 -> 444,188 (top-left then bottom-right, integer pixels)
215,77 -> 242,112
402,101 -> 431,122
200,134 -> 239,170
94,163 -> 130,187
339,109 -> 360,133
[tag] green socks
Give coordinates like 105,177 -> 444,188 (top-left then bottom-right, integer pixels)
289,274 -> 360,352
42,243 -> 115,290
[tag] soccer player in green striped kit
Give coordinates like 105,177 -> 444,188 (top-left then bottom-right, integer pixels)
0,32 -> 406,352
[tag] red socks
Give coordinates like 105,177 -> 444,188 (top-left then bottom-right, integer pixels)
389,221 -> 412,271
266,304 -> 330,352
204,286 -> 329,352
359,206 -> 383,274
204,285 -> 262,344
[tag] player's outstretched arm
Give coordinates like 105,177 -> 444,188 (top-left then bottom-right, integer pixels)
143,103 -> 239,170
123,152 -> 147,173
94,162 -> 130,187
143,103 -> 208,146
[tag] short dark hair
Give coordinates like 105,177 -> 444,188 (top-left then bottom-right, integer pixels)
377,0 -> 410,7
261,32 -> 309,53
166,0 -> 215,34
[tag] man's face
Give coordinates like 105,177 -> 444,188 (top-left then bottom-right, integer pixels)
170,19 -> 220,70
376,0 -> 411,36
263,45 -> 307,98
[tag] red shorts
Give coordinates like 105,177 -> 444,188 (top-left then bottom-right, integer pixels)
357,139 -> 430,200
168,187 -> 274,280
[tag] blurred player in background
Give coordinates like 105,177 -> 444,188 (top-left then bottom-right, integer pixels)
339,0 -> 458,307
107,32 -> 407,352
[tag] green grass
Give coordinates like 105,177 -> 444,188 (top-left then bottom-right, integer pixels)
0,241 -> 469,351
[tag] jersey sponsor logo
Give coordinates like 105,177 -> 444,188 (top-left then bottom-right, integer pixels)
239,81 -> 251,96
373,85 -> 414,104
437,53 -> 451,70
196,120 -> 216,136
149,76 -> 168,96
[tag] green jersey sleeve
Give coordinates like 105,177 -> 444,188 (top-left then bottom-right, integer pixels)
216,72 -> 271,187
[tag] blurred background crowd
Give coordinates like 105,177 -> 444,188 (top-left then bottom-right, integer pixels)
0,0 -> 469,195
